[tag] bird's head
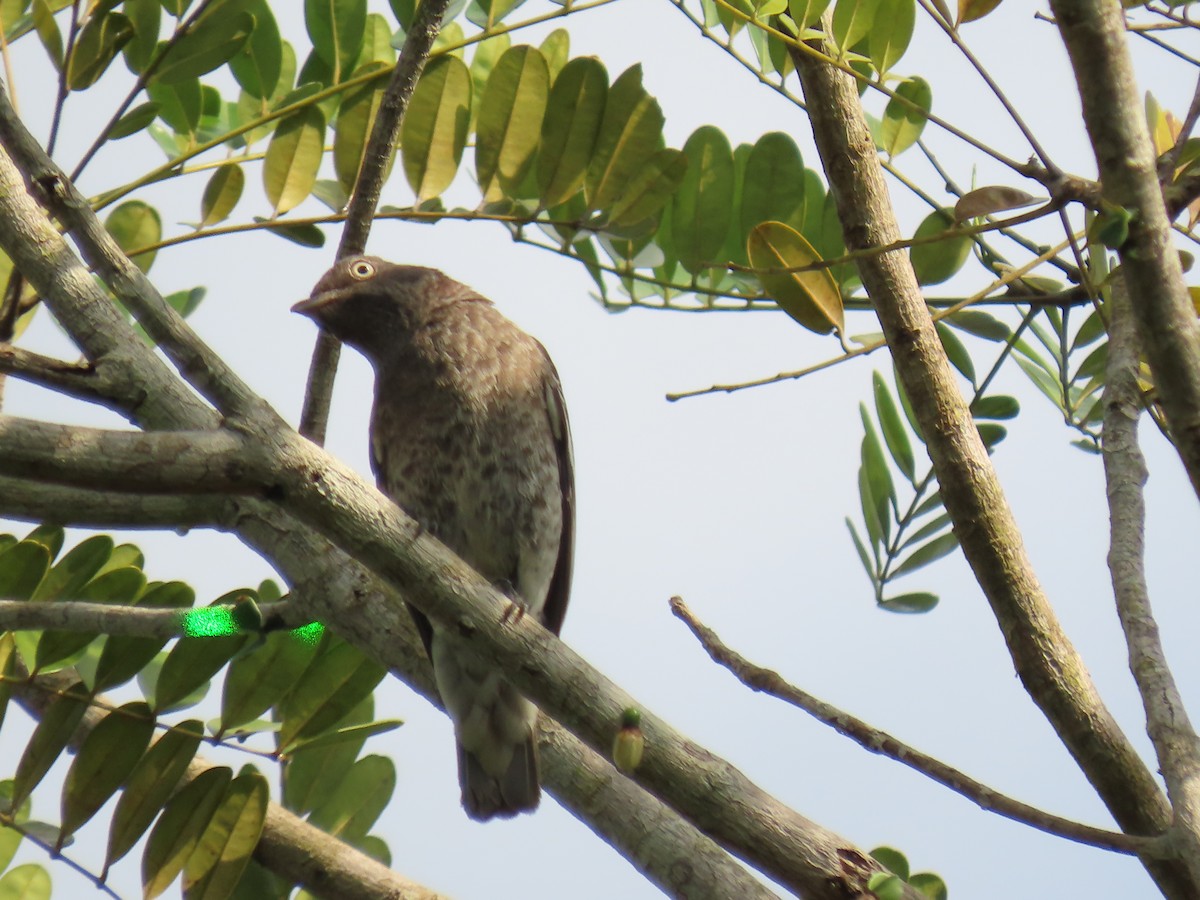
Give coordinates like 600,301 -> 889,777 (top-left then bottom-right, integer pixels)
292,256 -> 466,359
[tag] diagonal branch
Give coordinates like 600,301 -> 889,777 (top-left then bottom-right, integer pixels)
784,18 -> 1195,900
1103,280 -> 1200,883
1050,0 -> 1200,501
299,0 -> 454,445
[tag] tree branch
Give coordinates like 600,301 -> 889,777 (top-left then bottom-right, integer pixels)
0,599 -> 295,639
299,0 -> 453,445
1103,280 -> 1200,883
1051,0 -> 1200,500
0,475 -> 235,529
785,19 -> 1194,900
0,416 -> 257,495
669,596 -> 1162,857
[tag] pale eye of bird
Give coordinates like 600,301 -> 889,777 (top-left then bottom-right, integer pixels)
349,260 -> 376,280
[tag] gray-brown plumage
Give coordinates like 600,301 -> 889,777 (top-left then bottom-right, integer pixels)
293,256 -> 573,820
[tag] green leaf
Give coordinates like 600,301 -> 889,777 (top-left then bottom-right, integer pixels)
468,33 -> 511,131
305,0 -> 365,82
935,320 -> 975,383
879,76 -> 931,158
148,77 -> 202,136
31,534 -> 112,602
283,697 -> 373,814
945,308 -> 1010,341
467,0 -> 526,28
122,0 -> 161,74
358,12 -> 395,66
229,0 -> 282,98
60,702 -> 156,843
608,148 -> 686,228
333,61 -> 390,192
910,872 -> 949,900
108,101 -> 161,139
672,125 -> 734,273
976,422 -> 1008,449
1015,355 -> 1065,410
879,591 -> 939,613
868,872 -> 907,900
747,220 -> 844,334
153,629 -> 247,714
869,0 -> 914,76
105,720 -> 204,874
860,403 -> 895,540
400,54 -> 472,203
277,640 -> 386,750
0,636 -> 14,736
32,0 -> 64,70
475,45 -> 550,200
0,777 -> 27,873
219,628 -> 322,733
873,371 -> 915,482
954,185 -> 1042,222
539,27 -> 568,80
105,200 -> 161,272
585,65 -> 665,217
536,55 -> 607,210
182,768 -> 269,899
858,464 -> 884,547
11,680 -> 89,809
871,847 -> 910,880
306,755 -> 393,842
254,218 -> 327,247
740,131 -> 805,238
199,163 -> 245,226
972,394 -> 1019,420
284,719 -> 401,755
263,105 -> 326,215
66,10 -> 134,90
150,11 -> 252,83
0,865 -> 51,900
845,518 -> 878,586
831,0 -> 880,51
37,565 -> 146,672
788,0 -> 832,28
142,767 -> 232,900
92,581 -> 193,692
892,532 -> 958,577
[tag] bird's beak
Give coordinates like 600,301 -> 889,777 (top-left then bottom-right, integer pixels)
291,288 -> 342,317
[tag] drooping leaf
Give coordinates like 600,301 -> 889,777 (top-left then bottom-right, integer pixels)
845,518 -> 879,586
31,0 -> 64,70
105,720 -> 204,874
878,591 -> 939,613
740,132 -> 805,238
945,308 -> 1010,342
219,628 -> 322,733
305,0 -> 366,82
11,680 -> 89,809
333,61 -> 390,192
935,320 -> 976,383
873,371 -> 915,482
142,767 -> 232,900
892,532 -> 959,578
672,125 -> 734,273
263,106 -> 326,215
277,640 -> 386,750
306,755 -> 394,842
59,702 -> 156,843
859,403 -> 895,541
283,697 -> 373,815
199,164 -> 245,226
92,581 -> 194,692
475,45 -> 550,200
869,0 -> 915,77
400,55 -> 472,203
229,0 -> 282,99
958,0 -> 1003,24
181,768 -> 269,899
585,65 -> 665,217
536,55 -> 607,210
747,220 -> 844,334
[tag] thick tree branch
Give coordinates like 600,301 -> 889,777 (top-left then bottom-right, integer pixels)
0,599 -> 295,639
1104,281 -> 1200,882
0,416 -> 257,494
300,0 -> 453,444
669,597 -> 1161,857
0,105 -> 838,899
0,474 -> 235,529
10,670 -> 445,900
786,22 -> 1193,900
1050,0 -> 1200,500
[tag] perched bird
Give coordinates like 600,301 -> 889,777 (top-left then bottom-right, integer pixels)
293,256 -> 573,821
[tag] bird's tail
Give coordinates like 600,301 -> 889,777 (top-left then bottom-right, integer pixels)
459,736 -> 540,821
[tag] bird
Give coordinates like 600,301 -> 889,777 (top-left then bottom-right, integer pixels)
292,255 -> 574,821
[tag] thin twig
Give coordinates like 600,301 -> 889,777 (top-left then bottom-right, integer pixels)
668,597 -> 1164,857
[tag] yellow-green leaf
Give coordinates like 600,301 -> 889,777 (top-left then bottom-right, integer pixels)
92,581 -> 193,693
263,106 -> 326,215
220,627 -> 322,733
869,0 -> 915,77
475,45 -> 550,200
608,148 -> 687,228
958,0 -> 1003,24
909,208 -> 971,286
305,0 -> 366,82
536,55 -> 607,210
585,64 -> 664,216
142,767 -> 232,900
66,10 -> 133,90
672,125 -> 734,274
200,164 -> 245,227
333,61 -> 390,192
277,639 -> 386,750
0,864 -> 51,900
748,220 -> 843,334
400,55 -> 472,203
104,200 -> 161,272
305,755 -> 393,842
31,0 -> 63,70
879,76 -> 931,158
182,769 -> 269,899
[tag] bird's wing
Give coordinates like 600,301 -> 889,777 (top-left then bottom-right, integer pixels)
539,346 -> 574,637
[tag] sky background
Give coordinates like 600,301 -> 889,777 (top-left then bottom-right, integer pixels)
3,1 -> 1200,898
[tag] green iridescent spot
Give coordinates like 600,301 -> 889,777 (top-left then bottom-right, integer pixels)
180,606 -> 239,638
291,621 -> 325,645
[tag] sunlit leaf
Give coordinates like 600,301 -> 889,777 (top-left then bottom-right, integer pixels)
537,56 -> 607,210
585,65 -> 664,217
142,767 -> 232,900
105,200 -> 161,272
869,0 -> 915,77
230,0 -> 283,99
182,769 -> 269,899
151,11 -> 252,83
263,106 -> 326,215
305,0 -> 366,82
909,209 -> 970,286
958,0 -> 1003,24
475,45 -> 550,200
672,125 -> 735,273
747,220 -> 843,334
11,680 -> 89,808
66,10 -> 134,90
200,164 -> 245,226
400,55 -> 472,203
879,76 -> 931,158
333,61 -> 390,192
